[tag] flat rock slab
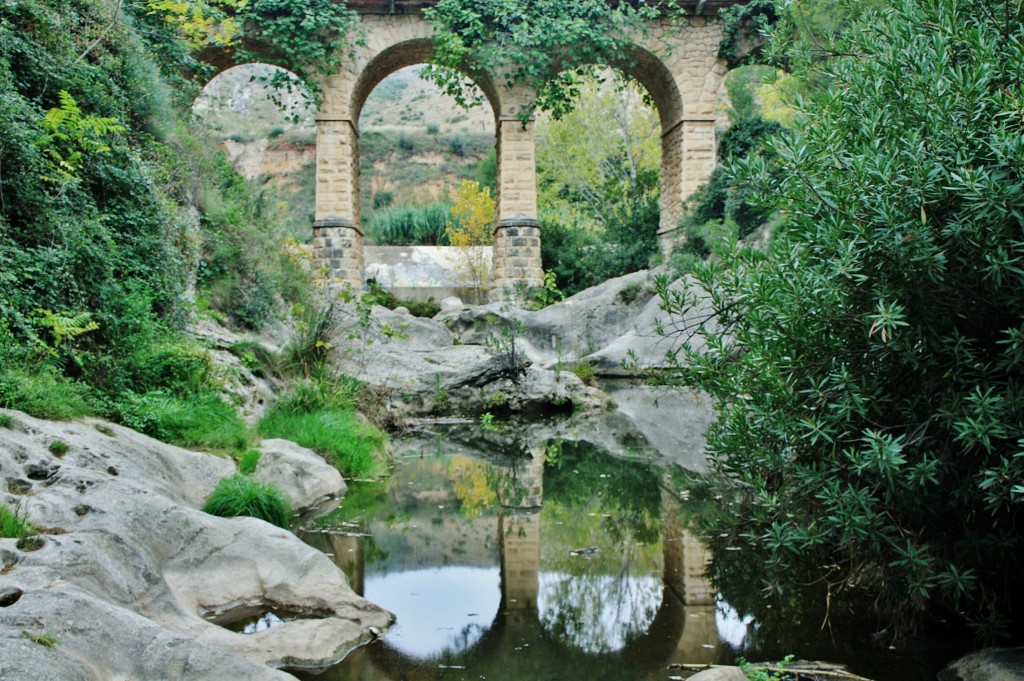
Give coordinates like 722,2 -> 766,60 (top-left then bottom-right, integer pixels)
0,410 -> 392,680
688,667 -> 749,681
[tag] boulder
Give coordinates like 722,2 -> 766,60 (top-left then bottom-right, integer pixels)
254,439 -> 346,514
940,649 -> 1024,681
331,303 -> 603,416
436,270 -> 658,368
439,296 -> 465,312
0,411 -> 392,680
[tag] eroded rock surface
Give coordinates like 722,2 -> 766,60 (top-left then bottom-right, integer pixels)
0,411 -> 392,680
324,269 -> 713,417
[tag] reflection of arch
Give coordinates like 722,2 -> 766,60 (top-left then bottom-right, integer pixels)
329,443 -> 722,678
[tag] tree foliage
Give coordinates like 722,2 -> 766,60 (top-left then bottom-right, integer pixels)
144,0 -> 360,95
446,180 -> 496,290
663,0 -> 1024,639
536,72 -> 660,296
0,0 -> 310,432
423,0 -> 661,120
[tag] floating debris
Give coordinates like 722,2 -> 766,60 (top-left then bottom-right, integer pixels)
569,547 -> 599,556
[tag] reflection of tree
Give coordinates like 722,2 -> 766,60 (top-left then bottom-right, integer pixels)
543,440 -> 662,543
448,457 -> 498,518
536,442 -> 666,653
538,571 -> 662,654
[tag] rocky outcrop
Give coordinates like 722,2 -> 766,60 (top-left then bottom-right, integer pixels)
437,269 -> 710,376
0,411 -> 392,680
330,303 -> 605,417
324,269 -> 711,417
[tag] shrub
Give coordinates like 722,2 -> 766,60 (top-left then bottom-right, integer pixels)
571,361 -> 598,387
228,341 -> 279,379
363,280 -> 441,318
280,300 -> 341,379
664,0 -> 1024,638
202,475 -> 292,529
366,203 -> 451,246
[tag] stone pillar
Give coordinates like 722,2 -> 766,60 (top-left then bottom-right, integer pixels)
659,116 -> 718,253
492,116 -> 544,299
314,117 -> 364,287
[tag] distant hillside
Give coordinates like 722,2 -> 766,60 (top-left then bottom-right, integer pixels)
194,64 -> 495,235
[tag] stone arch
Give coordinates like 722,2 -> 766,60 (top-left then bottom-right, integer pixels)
304,8 -> 726,291
191,63 -> 315,181
591,15 -> 728,249
311,14 -> 541,293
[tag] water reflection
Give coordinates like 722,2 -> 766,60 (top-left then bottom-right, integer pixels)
296,420 -> 961,681
365,567 -> 500,658
298,428 -> 722,681
537,571 -> 662,653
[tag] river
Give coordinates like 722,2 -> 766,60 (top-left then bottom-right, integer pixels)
285,384 -> 969,680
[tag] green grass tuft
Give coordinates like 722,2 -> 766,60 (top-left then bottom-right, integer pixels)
0,366 -> 93,420
0,413 -> 14,429
202,475 -> 292,528
237,448 -> 262,475
258,407 -> 388,479
21,630 -> 58,648
117,392 -> 250,452
48,440 -> 69,456
0,503 -> 34,539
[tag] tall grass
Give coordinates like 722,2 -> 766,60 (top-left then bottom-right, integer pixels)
118,391 -> 250,452
258,381 -> 388,479
0,366 -> 94,420
366,203 -> 451,246
202,475 -> 292,528
0,503 -> 34,539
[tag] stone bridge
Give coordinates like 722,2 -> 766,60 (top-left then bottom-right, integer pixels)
207,1 -> 743,296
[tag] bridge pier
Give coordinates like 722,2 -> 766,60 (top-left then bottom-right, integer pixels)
313,117 -> 364,287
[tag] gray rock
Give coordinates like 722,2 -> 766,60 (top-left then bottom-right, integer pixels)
940,649 -> 1024,681
439,296 -> 464,312
688,667 -> 749,681
328,270 -> 713,417
434,270 -> 707,375
0,410 -> 393,679
254,439 -> 346,513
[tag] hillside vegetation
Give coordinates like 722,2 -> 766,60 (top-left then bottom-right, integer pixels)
0,0 -> 389,469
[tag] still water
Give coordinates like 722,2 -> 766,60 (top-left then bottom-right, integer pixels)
297,415 -> 969,681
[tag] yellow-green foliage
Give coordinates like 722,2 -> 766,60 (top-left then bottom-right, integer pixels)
445,180 -> 495,289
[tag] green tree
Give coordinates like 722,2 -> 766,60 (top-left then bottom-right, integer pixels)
536,72 -> 661,296
661,0 -> 1024,640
